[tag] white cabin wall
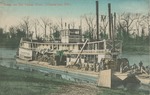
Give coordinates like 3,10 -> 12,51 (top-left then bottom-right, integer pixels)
67,58 -> 84,65
98,54 -> 105,63
72,45 -> 78,52
37,44 -> 50,50
23,43 -> 30,48
61,36 -> 69,43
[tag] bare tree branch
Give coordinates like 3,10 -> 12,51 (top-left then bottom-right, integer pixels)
40,17 -> 49,38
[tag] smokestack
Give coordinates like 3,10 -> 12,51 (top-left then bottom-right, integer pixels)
96,0 -> 99,40
114,12 -> 116,39
111,13 -> 115,51
112,12 -> 116,52
111,13 -> 113,37
108,3 -> 112,39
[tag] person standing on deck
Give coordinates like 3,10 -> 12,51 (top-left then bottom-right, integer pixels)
139,61 -> 143,73
120,62 -> 123,73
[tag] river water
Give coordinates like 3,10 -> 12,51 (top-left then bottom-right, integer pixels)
0,48 -> 149,66
0,48 -> 16,68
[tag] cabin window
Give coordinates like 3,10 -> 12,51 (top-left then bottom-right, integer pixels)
30,44 -> 32,48
67,45 -> 70,50
75,31 -> 79,34
73,45 -> 75,49
50,46 -> 52,49
66,30 -> 69,36
20,43 -> 23,47
57,45 -> 59,49
99,42 -> 104,49
78,45 -> 82,50
32,44 -> 34,48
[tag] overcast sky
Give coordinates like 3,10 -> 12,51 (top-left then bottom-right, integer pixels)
0,0 -> 149,29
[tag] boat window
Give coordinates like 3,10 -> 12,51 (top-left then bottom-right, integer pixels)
30,44 -> 32,48
73,45 -> 75,49
20,43 -> 23,46
32,44 -> 34,48
50,46 -> 52,49
57,45 -> 59,49
75,31 -> 79,34
99,42 -> 104,50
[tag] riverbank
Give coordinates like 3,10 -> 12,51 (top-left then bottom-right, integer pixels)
123,45 -> 150,54
0,65 -> 149,95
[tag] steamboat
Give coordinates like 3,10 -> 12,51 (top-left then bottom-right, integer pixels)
17,29 -> 122,69
16,1 -> 149,88
16,28 -> 123,88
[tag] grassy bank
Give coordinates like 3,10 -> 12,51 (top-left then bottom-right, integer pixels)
0,66 -> 149,95
98,87 -> 150,95
0,66 -> 71,95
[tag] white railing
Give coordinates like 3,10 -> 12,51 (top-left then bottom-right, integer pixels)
20,39 -> 122,54
65,50 -> 108,54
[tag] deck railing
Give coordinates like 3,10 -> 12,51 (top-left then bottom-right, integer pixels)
20,38 -> 122,54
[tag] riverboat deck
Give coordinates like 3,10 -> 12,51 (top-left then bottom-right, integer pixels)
16,58 -> 150,86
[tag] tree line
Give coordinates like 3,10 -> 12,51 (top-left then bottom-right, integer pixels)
0,13 -> 149,49
83,13 -> 150,46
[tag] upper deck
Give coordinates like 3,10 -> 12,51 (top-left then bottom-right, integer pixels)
19,38 -> 122,55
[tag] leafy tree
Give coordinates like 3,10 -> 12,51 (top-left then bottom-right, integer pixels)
83,31 -> 93,41
53,30 -> 60,40
16,29 -> 26,39
0,28 -> 4,43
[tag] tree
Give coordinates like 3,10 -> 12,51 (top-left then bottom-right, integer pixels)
0,28 -> 4,43
49,23 -> 60,41
83,30 -> 92,40
40,17 -> 49,38
32,18 -> 39,39
21,16 -> 31,38
134,13 -> 143,37
83,14 -> 96,41
16,28 -> 26,39
100,15 -> 108,39
117,13 -> 137,43
142,13 -> 150,37
53,30 -> 60,40
9,26 -> 16,39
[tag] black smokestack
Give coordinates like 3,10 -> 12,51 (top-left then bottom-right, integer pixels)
96,1 -> 99,40
108,3 -> 112,39
114,12 -> 116,39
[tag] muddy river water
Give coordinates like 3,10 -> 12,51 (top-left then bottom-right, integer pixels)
0,48 -> 149,66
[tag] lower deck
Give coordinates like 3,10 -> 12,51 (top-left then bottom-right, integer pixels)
16,58 -> 150,87
16,58 -> 98,84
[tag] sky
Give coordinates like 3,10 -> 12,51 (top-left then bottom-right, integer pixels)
0,0 -> 149,30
